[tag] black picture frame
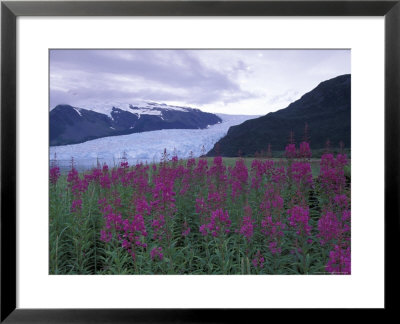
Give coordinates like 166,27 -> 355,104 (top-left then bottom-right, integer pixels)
1,0 -> 399,321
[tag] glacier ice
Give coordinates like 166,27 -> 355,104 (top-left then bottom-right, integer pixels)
50,114 -> 257,169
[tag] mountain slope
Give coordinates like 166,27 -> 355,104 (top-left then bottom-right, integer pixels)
50,102 -> 222,146
207,74 -> 351,157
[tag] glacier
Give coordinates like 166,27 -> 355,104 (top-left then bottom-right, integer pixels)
50,114 -> 258,169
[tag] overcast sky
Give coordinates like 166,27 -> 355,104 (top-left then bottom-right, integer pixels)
50,49 -> 350,115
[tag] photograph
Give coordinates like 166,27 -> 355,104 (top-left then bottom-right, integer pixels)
49,49 -> 351,275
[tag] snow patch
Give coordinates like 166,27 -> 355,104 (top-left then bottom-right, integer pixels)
129,107 -> 162,117
64,100 -> 194,118
73,107 -> 82,116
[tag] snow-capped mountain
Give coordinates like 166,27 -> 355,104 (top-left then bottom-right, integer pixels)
50,102 -> 222,146
50,114 -> 257,169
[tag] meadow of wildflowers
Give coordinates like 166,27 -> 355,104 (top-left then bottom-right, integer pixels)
49,142 -> 350,275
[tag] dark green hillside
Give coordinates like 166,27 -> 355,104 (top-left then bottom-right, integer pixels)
207,74 -> 351,157
50,104 -> 222,146
50,105 -> 115,146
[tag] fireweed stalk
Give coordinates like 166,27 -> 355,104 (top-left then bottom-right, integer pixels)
317,153 -> 350,274
260,185 -> 285,267
50,154 -> 61,185
207,156 -> 228,203
249,159 -> 274,219
199,208 -> 231,273
50,165 -> 61,186
151,161 -> 178,271
283,141 -> 314,209
230,158 -> 249,201
318,194 -> 351,274
288,161 -> 313,208
287,205 -> 312,273
195,156 -> 228,233
238,204 -> 256,273
250,159 -> 266,192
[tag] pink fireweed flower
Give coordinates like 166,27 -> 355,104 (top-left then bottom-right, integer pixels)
90,168 -> 102,181
199,208 -> 231,238
194,158 -> 208,179
150,247 -> 164,261
111,170 -> 119,185
317,210 -> 341,245
67,169 -> 88,197
195,197 -> 207,215
318,201 -> 350,246
251,159 -> 266,190
100,204 -> 124,232
113,197 -> 122,208
151,169 -> 177,245
239,217 -> 254,241
151,214 -> 165,241
261,160 -> 275,183
285,143 -> 297,158
187,157 -> 196,168
131,169 -> 150,200
207,191 -> 226,211
260,186 -> 284,220
239,205 -> 254,242
333,194 -> 349,209
269,241 -> 281,255
120,213 -> 148,253
120,160 -> 129,169
319,153 -> 348,195
271,166 -> 286,188
71,199 -> 82,213
123,214 -> 148,238
207,156 -> 228,189
298,141 -> 312,159
252,250 -> 265,269
325,244 -> 351,274
67,168 -> 79,184
230,159 -> 249,199
182,222 -> 191,237
199,224 -> 207,236
287,205 -> 311,236
49,166 -> 60,185
336,153 -> 348,167
179,167 -> 194,196
342,210 -> 351,222
135,198 -> 151,215
98,198 -> 107,208
121,239 -> 130,249
261,215 -> 285,255
290,162 -> 313,187
100,230 -> 112,243
171,155 -> 179,164
261,217 -> 285,237
100,173 -> 111,189
264,159 -> 274,171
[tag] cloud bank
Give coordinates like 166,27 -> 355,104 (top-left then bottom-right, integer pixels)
50,49 -> 350,115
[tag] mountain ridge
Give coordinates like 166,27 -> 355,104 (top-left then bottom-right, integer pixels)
50,102 -> 222,146
207,74 -> 351,157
